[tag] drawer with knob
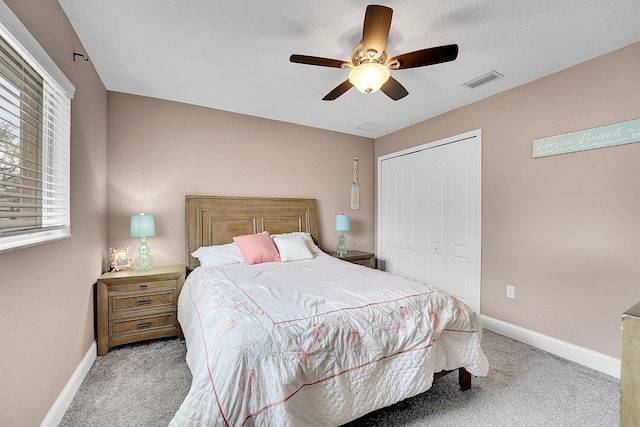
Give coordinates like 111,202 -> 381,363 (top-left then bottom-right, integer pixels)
109,288 -> 176,315
109,312 -> 177,339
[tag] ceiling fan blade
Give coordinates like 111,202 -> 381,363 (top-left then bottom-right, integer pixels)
290,54 -> 348,68
362,5 -> 393,59
322,80 -> 353,101
388,44 -> 459,69
380,77 -> 409,101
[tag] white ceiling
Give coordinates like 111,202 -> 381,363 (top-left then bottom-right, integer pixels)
58,0 -> 640,139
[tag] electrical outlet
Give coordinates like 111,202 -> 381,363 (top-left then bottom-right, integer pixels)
506,285 -> 515,299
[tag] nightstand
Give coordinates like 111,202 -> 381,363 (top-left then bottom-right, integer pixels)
328,250 -> 376,268
97,264 -> 186,356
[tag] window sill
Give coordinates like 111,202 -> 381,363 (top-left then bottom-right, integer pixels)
0,229 -> 72,254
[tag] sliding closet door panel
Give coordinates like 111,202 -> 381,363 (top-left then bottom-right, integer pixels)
378,130 -> 481,313
422,145 -> 447,287
380,154 -> 427,279
447,138 -> 480,307
380,160 -> 400,274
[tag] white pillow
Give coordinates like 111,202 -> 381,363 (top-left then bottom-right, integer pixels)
272,235 -> 314,262
270,232 -> 322,254
191,243 -> 245,267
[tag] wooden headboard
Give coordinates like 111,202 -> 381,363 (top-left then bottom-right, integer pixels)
185,195 -> 319,271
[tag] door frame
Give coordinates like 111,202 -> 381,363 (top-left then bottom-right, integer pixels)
377,129 -> 482,313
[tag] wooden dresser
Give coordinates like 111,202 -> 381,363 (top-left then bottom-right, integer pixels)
97,265 -> 186,355
621,301 -> 640,426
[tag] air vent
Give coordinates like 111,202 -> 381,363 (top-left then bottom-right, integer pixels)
356,122 -> 383,132
462,70 -> 504,89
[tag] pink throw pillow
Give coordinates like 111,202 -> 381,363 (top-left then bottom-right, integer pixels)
233,232 -> 281,265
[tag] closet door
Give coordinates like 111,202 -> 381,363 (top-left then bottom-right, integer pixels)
379,152 -> 428,280
445,138 -> 481,308
378,131 -> 481,313
422,143 -> 447,289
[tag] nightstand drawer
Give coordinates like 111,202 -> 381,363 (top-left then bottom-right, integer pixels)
349,258 -> 375,267
109,279 -> 177,293
110,312 -> 177,338
109,290 -> 175,315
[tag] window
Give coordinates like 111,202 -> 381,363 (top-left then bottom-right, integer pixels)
0,2 -> 74,252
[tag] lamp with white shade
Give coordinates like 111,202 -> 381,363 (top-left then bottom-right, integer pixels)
130,213 -> 156,271
335,214 -> 350,256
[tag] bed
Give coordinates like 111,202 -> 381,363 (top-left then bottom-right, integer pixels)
170,195 -> 488,426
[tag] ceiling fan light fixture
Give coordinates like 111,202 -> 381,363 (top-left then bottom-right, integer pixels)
289,5 -> 458,101
348,62 -> 390,94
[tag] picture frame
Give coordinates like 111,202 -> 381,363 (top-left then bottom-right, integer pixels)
109,246 -> 133,271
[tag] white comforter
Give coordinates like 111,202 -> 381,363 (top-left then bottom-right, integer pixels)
170,254 -> 488,427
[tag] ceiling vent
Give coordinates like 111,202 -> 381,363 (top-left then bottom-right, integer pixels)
356,122 -> 383,132
462,70 -> 504,89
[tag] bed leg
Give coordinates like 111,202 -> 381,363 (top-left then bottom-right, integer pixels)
459,367 -> 471,390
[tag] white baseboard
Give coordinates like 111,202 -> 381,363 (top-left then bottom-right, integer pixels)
481,315 -> 621,379
40,341 -> 97,427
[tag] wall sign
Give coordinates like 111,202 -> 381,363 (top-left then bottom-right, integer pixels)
532,118 -> 640,158
351,156 -> 360,209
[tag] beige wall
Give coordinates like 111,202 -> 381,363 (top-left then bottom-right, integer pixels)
376,42 -> 640,359
107,92 -> 375,265
0,1 -> 107,426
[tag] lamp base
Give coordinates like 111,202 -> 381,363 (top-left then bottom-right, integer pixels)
135,257 -> 153,271
135,238 -> 153,271
336,232 -> 348,257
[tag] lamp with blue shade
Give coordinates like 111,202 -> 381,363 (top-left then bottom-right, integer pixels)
130,213 -> 156,271
335,214 -> 350,256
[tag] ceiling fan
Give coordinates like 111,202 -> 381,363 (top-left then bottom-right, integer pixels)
290,5 -> 458,101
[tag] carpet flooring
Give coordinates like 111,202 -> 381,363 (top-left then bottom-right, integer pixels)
60,330 -> 620,426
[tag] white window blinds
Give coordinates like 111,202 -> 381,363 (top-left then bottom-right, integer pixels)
0,1 -> 74,252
